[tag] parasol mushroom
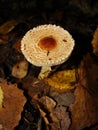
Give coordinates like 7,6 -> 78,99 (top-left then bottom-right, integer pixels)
21,24 -> 75,79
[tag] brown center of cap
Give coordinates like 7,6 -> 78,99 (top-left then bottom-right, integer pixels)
38,36 -> 57,51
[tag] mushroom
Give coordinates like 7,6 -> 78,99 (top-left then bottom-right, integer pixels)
21,24 -> 75,79
11,60 -> 29,79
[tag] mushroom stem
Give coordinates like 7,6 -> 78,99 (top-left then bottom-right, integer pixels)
0,87 -> 3,109
38,66 -> 52,79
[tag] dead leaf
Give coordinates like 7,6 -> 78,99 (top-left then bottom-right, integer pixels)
39,96 -> 56,112
70,85 -> 98,130
54,105 -> 71,130
13,38 -> 22,53
0,35 -> 9,45
0,20 -> 19,35
79,53 -> 98,93
38,96 -> 71,130
92,27 -> 98,56
22,77 -> 50,100
37,105 -> 49,125
54,92 -> 75,106
0,124 -> 3,130
49,112 -> 60,130
0,43 -> 11,64
0,79 -> 26,130
11,60 -> 29,79
70,54 -> 98,130
45,69 -> 77,92
38,97 -> 60,130
0,66 -> 5,78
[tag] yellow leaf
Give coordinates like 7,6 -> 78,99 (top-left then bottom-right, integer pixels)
0,87 -> 3,109
45,69 -> 77,91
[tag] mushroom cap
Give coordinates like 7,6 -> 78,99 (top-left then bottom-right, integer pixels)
21,24 -> 75,67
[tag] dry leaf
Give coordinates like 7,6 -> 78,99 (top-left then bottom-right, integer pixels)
38,96 -> 60,130
22,77 -> 50,100
39,96 -> 56,112
13,38 -> 22,53
45,69 -> 77,92
0,20 -> 18,35
54,105 -> 71,130
92,27 -> 98,56
49,112 -> 60,130
79,54 -> 98,93
0,43 -> 11,64
70,85 -> 98,130
54,92 -> 75,106
37,105 -> 49,125
70,54 -> 98,130
11,60 -> 29,79
0,79 -> 26,130
38,99 -> 71,130
0,35 -> 9,45
0,67 -> 5,78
